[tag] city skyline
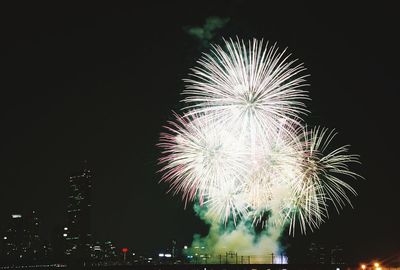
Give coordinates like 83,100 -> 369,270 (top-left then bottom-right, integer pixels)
0,161 -> 353,266
1,1 -> 399,266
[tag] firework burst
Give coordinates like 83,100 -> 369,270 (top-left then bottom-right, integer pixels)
183,38 -> 309,139
158,38 -> 361,234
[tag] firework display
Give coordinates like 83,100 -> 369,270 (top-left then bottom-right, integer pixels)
158,38 -> 360,234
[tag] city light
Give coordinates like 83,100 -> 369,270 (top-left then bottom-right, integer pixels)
122,247 -> 129,262
361,264 -> 366,269
374,262 -> 380,268
158,253 -> 164,257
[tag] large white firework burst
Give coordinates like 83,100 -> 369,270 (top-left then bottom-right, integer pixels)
183,38 -> 309,140
159,112 -> 249,208
158,38 -> 361,234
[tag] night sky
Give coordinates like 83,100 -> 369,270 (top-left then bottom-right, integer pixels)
1,1 -> 399,263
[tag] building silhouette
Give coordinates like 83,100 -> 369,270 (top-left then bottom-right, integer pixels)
307,242 -> 328,264
90,240 -> 118,264
1,211 -> 49,264
63,162 -> 93,262
330,244 -> 345,264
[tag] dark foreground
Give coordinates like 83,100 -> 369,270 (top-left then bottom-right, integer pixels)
0,264 -> 361,270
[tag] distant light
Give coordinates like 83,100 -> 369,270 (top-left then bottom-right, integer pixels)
64,227 -> 68,231
122,248 -> 128,253
148,257 -> 153,260
3,236 -> 7,240
374,263 -> 380,268
273,255 -> 288,264
12,214 -> 22,219
336,268 -> 340,270
377,268 -> 382,270
361,264 -> 366,270
184,245 -> 188,249
159,253 -> 164,257
132,253 -> 135,256
63,233 -> 67,237
165,254 -> 172,258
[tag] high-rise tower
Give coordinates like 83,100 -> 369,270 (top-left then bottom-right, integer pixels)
1,211 -> 43,263
64,162 -> 93,261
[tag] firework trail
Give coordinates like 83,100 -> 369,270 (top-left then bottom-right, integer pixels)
159,38 -> 360,234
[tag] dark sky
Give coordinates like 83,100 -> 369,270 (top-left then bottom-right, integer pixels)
1,1 -> 399,263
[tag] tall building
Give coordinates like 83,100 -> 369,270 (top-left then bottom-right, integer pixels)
64,162 -> 93,261
307,242 -> 328,264
330,244 -> 345,264
90,240 -> 118,264
1,211 -> 45,264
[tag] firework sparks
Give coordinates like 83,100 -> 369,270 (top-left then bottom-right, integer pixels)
158,38 -> 361,234
183,38 -> 309,140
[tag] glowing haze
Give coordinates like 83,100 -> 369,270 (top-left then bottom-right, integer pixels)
158,38 -> 361,259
